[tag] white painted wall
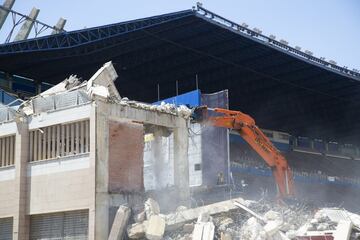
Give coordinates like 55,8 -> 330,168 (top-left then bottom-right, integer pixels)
143,123 -> 202,191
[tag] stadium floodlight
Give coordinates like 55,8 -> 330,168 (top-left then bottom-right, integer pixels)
241,23 -> 249,28
295,46 -> 301,51
320,57 -> 325,61
197,2 -> 203,7
269,35 -> 276,40
252,28 -> 262,34
352,68 -> 359,73
305,50 -> 313,56
329,60 -> 337,65
279,39 -> 288,45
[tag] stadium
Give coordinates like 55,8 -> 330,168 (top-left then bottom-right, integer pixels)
0,1 -> 360,239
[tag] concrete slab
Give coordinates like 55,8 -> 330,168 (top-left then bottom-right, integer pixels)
333,220 -> 352,240
108,205 -> 131,240
128,222 -> 147,239
145,215 -> 165,240
165,197 -> 246,231
192,222 -> 215,240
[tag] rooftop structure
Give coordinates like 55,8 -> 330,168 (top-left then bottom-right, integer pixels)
0,4 -> 359,144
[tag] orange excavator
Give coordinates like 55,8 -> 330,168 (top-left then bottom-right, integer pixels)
191,106 -> 294,198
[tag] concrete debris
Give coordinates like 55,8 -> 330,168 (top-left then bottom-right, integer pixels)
333,220 -> 352,240
86,61 -> 120,101
192,222 -> 215,240
135,211 -> 146,223
165,197 -> 248,231
144,198 -> 161,219
123,196 -> 360,240
220,232 -> 232,240
128,222 -> 147,239
197,212 -> 212,223
176,206 -> 188,212
145,215 -> 166,240
40,75 -> 81,97
182,223 -> 194,233
119,98 -> 192,119
16,61 -> 192,120
240,217 -> 267,240
108,205 -> 131,240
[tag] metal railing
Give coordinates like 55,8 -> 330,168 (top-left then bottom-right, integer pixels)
195,3 -> 360,80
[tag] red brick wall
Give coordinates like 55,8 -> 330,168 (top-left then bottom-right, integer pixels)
108,120 -> 144,192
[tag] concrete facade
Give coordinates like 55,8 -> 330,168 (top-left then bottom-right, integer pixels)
0,93 -> 190,239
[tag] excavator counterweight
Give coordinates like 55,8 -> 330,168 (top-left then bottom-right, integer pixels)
191,106 -> 294,198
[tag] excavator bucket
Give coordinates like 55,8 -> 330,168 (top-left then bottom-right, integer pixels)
190,105 -> 208,123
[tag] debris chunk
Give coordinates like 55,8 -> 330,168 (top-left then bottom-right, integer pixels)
135,211 -> 146,223
192,222 -> 215,240
182,223 -> 194,233
144,198 -> 160,219
145,215 -> 166,240
108,205 -> 131,240
127,222 -> 147,239
166,197 -> 246,231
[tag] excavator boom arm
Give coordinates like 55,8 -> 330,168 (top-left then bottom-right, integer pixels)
193,107 -> 294,198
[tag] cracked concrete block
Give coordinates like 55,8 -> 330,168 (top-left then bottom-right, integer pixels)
128,222 -> 147,239
108,205 -> 131,240
192,222 -> 215,240
145,215 -> 165,240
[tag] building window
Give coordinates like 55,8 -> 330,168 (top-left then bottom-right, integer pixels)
194,163 -> 201,171
0,135 -> 15,167
29,119 -> 90,162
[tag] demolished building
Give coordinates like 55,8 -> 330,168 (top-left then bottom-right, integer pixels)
0,62 -> 198,239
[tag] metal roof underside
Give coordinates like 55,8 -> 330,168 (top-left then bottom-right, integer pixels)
0,6 -> 359,143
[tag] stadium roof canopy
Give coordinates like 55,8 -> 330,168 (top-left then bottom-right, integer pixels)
0,5 -> 359,143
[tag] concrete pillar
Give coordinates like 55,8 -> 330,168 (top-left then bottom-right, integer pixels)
153,128 -> 164,189
0,0 -> 15,30
13,121 -> 29,239
88,103 -> 97,240
94,104 -> 110,240
173,119 -> 190,206
51,17 -> 66,35
14,7 -> 40,42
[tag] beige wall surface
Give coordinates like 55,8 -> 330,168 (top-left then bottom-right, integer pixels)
0,178 -> 15,217
27,157 -> 93,215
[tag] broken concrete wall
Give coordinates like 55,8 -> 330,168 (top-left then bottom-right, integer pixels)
143,123 -> 202,191
108,120 -> 144,192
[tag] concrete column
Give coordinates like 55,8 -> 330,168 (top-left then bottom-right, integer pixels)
0,0 -> 15,30
88,103 -> 97,240
14,7 -> 40,42
94,103 -> 110,240
153,128 -> 164,189
51,17 -> 66,34
13,120 -> 29,240
173,119 -> 190,206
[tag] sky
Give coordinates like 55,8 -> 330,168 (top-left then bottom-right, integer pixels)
1,0 -> 359,69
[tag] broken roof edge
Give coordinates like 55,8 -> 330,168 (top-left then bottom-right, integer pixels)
15,61 -> 192,119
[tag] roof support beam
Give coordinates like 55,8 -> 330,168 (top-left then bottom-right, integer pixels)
51,17 -> 66,35
14,7 -> 40,42
0,0 -> 15,30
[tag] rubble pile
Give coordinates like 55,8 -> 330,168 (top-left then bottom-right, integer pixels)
108,197 -> 360,240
